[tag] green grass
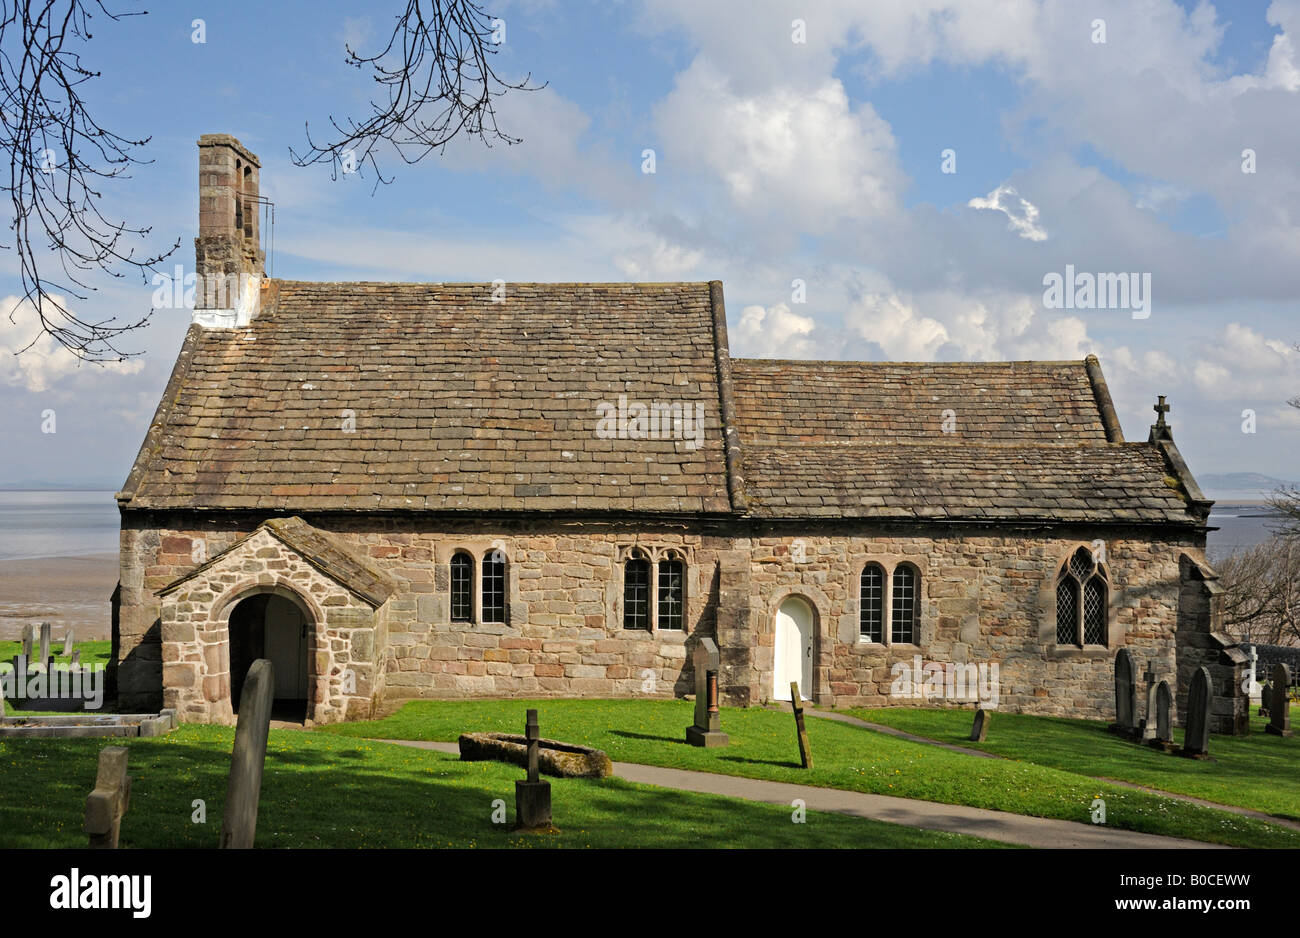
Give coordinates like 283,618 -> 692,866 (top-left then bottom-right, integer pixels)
1,640 -> 111,715
0,725 -> 1000,849
319,697 -> 1300,848
846,704 -> 1300,822
0,639 -> 111,667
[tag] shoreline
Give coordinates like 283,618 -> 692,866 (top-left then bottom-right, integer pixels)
0,553 -> 117,642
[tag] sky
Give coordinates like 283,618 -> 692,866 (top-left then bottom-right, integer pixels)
1,0 -> 1298,492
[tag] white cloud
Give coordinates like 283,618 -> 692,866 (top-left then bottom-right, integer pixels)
0,295 -> 145,393
654,59 -> 903,231
732,303 -> 816,358
967,184 -> 1048,241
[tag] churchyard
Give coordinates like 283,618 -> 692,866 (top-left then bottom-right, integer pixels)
4,647 -> 1299,848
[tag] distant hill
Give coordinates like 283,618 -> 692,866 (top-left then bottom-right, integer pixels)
0,478 -> 120,492
1200,473 -> 1298,502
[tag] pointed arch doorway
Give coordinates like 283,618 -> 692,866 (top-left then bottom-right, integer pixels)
228,592 -> 310,721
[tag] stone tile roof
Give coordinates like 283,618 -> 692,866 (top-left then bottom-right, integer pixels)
158,516 -> 398,606
121,281 -> 736,513
730,359 -> 1202,523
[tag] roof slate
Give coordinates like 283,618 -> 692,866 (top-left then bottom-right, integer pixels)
120,281 -> 1205,526
122,281 -> 734,513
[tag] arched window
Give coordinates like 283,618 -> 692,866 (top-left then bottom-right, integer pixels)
623,551 -> 651,630
891,565 -> 918,644
859,563 -> 884,642
1056,547 -> 1107,645
657,554 -> 685,631
482,549 -> 506,623
450,552 -> 474,623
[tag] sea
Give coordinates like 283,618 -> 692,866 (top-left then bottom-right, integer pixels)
0,490 -> 1287,564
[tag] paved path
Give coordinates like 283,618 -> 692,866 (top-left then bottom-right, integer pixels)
368,737 -> 1222,849
775,705 -> 1300,833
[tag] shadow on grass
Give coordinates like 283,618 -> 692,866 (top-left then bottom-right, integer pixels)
609,729 -> 684,745
719,755 -> 801,769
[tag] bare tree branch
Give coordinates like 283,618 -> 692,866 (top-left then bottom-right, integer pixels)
289,0 -> 544,190
0,0 -> 179,362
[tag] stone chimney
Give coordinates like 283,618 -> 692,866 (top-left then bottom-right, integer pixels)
194,134 -> 265,327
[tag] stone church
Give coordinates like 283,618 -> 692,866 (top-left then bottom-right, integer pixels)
110,135 -> 1247,732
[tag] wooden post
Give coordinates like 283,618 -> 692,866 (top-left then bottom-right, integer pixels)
220,658 -> 275,848
790,681 -> 813,769
85,746 -> 131,848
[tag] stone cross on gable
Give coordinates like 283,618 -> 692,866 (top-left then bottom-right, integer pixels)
1153,396 -> 1170,427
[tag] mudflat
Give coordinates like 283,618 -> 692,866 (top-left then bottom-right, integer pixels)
0,553 -> 117,641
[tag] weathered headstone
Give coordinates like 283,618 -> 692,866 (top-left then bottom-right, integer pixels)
515,708 -> 553,830
20,630 -> 32,666
1260,679 -> 1273,717
969,708 -> 990,742
790,681 -> 813,769
1154,680 -> 1173,745
84,746 -> 131,848
38,622 -> 51,667
62,629 -> 74,657
1111,648 -> 1138,735
1181,666 -> 1213,758
685,638 -> 729,747
1267,663 -> 1293,737
1140,661 -> 1158,742
219,658 -> 275,848
70,649 -> 81,667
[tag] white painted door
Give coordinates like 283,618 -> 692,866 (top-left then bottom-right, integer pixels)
774,597 -> 814,701
263,595 -> 308,699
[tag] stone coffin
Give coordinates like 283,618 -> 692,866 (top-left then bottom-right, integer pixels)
458,732 -> 612,778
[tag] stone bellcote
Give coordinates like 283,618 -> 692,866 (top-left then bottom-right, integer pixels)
194,134 -> 266,326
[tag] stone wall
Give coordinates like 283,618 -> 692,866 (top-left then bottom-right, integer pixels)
115,512 -> 1221,726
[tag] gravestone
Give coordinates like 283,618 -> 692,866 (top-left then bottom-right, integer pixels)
1267,663 -> 1293,737
1140,662 -> 1158,742
62,629 -> 74,657
219,658 -> 275,848
515,708 -> 553,830
790,682 -> 813,769
70,649 -> 81,667
1260,680 -> 1273,717
969,708 -> 990,742
1181,666 -> 1213,758
685,638 -> 729,747
1111,649 -> 1138,736
20,631 -> 32,666
38,622 -> 51,667
1154,680 -> 1173,745
84,746 -> 131,848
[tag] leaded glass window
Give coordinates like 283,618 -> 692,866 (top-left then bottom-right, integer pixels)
860,563 -> 884,642
482,550 -> 506,623
624,554 -> 650,630
1056,547 -> 1107,646
891,565 -> 918,644
450,552 -> 473,623
657,557 -> 684,630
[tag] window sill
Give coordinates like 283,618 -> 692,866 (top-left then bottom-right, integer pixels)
1046,645 -> 1112,661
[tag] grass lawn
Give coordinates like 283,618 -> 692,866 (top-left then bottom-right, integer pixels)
847,704 -> 1300,822
1,640 -> 111,715
320,698 -> 1297,848
0,725 -> 1002,849
0,639 -> 111,667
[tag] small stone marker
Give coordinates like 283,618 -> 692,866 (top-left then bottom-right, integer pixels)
515,708 -> 553,830
1112,648 -> 1138,735
685,638 -> 729,747
220,658 -> 275,849
1260,679 -> 1273,717
70,648 -> 81,667
1141,670 -> 1160,744
62,629 -> 74,657
38,622 -> 51,667
1154,680 -> 1173,745
1267,663 -> 1293,737
20,630 -> 32,666
790,681 -> 813,769
84,746 -> 131,848
1181,666 -> 1213,758
969,708 -> 990,742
